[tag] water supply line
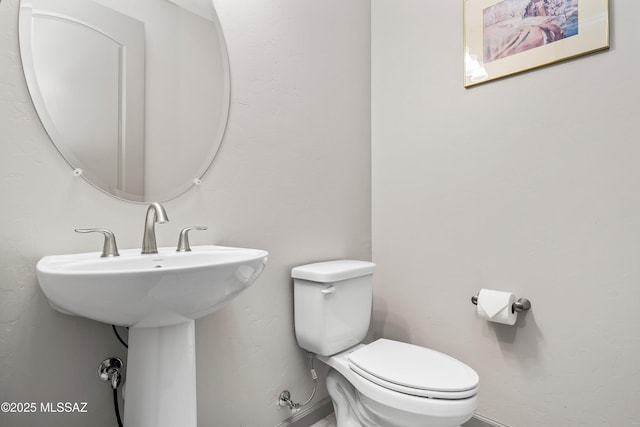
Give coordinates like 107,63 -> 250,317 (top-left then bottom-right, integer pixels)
112,325 -> 128,349
278,352 -> 318,414
112,388 -> 124,427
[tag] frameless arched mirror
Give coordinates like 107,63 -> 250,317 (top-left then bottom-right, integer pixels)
19,0 -> 230,202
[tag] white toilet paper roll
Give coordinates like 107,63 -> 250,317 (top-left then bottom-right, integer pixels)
476,289 -> 517,325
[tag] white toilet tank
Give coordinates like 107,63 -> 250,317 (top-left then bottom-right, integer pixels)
292,260 -> 376,356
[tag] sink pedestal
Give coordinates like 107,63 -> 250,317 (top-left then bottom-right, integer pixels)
124,321 -> 197,427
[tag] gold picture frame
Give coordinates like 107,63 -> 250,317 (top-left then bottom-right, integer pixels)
463,0 -> 609,87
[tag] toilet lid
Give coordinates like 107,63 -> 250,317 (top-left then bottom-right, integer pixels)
348,339 -> 479,399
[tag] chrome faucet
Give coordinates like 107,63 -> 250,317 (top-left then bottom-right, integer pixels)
141,202 -> 169,254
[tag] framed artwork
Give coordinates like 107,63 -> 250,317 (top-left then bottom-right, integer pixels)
463,0 -> 609,87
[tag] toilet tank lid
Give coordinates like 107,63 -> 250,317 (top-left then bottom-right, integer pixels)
292,260 -> 375,283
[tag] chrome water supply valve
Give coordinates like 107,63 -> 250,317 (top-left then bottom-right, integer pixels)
98,357 -> 124,390
278,390 -> 300,413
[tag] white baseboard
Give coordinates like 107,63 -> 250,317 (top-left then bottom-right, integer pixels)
464,413 -> 510,427
274,397 -> 333,427
273,402 -> 507,427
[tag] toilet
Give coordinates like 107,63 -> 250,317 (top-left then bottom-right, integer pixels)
292,260 -> 479,427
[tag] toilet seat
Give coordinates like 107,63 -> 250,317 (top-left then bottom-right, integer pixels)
348,339 -> 479,399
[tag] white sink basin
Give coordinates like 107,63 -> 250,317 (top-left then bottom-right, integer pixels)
37,243 -> 268,427
36,245 -> 268,328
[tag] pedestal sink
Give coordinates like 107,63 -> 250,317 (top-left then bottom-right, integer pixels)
36,245 -> 268,427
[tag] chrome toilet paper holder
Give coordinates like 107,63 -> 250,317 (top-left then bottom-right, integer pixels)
471,294 -> 531,313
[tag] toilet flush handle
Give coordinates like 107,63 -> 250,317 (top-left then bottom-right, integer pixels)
320,286 -> 336,295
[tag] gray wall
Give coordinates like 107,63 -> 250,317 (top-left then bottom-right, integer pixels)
0,0 -> 371,426
372,1 -> 640,426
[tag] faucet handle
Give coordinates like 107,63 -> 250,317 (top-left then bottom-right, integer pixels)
75,228 -> 120,258
176,226 -> 208,252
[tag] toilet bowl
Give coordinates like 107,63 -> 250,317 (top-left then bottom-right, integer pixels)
292,261 -> 479,427
318,340 -> 478,427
